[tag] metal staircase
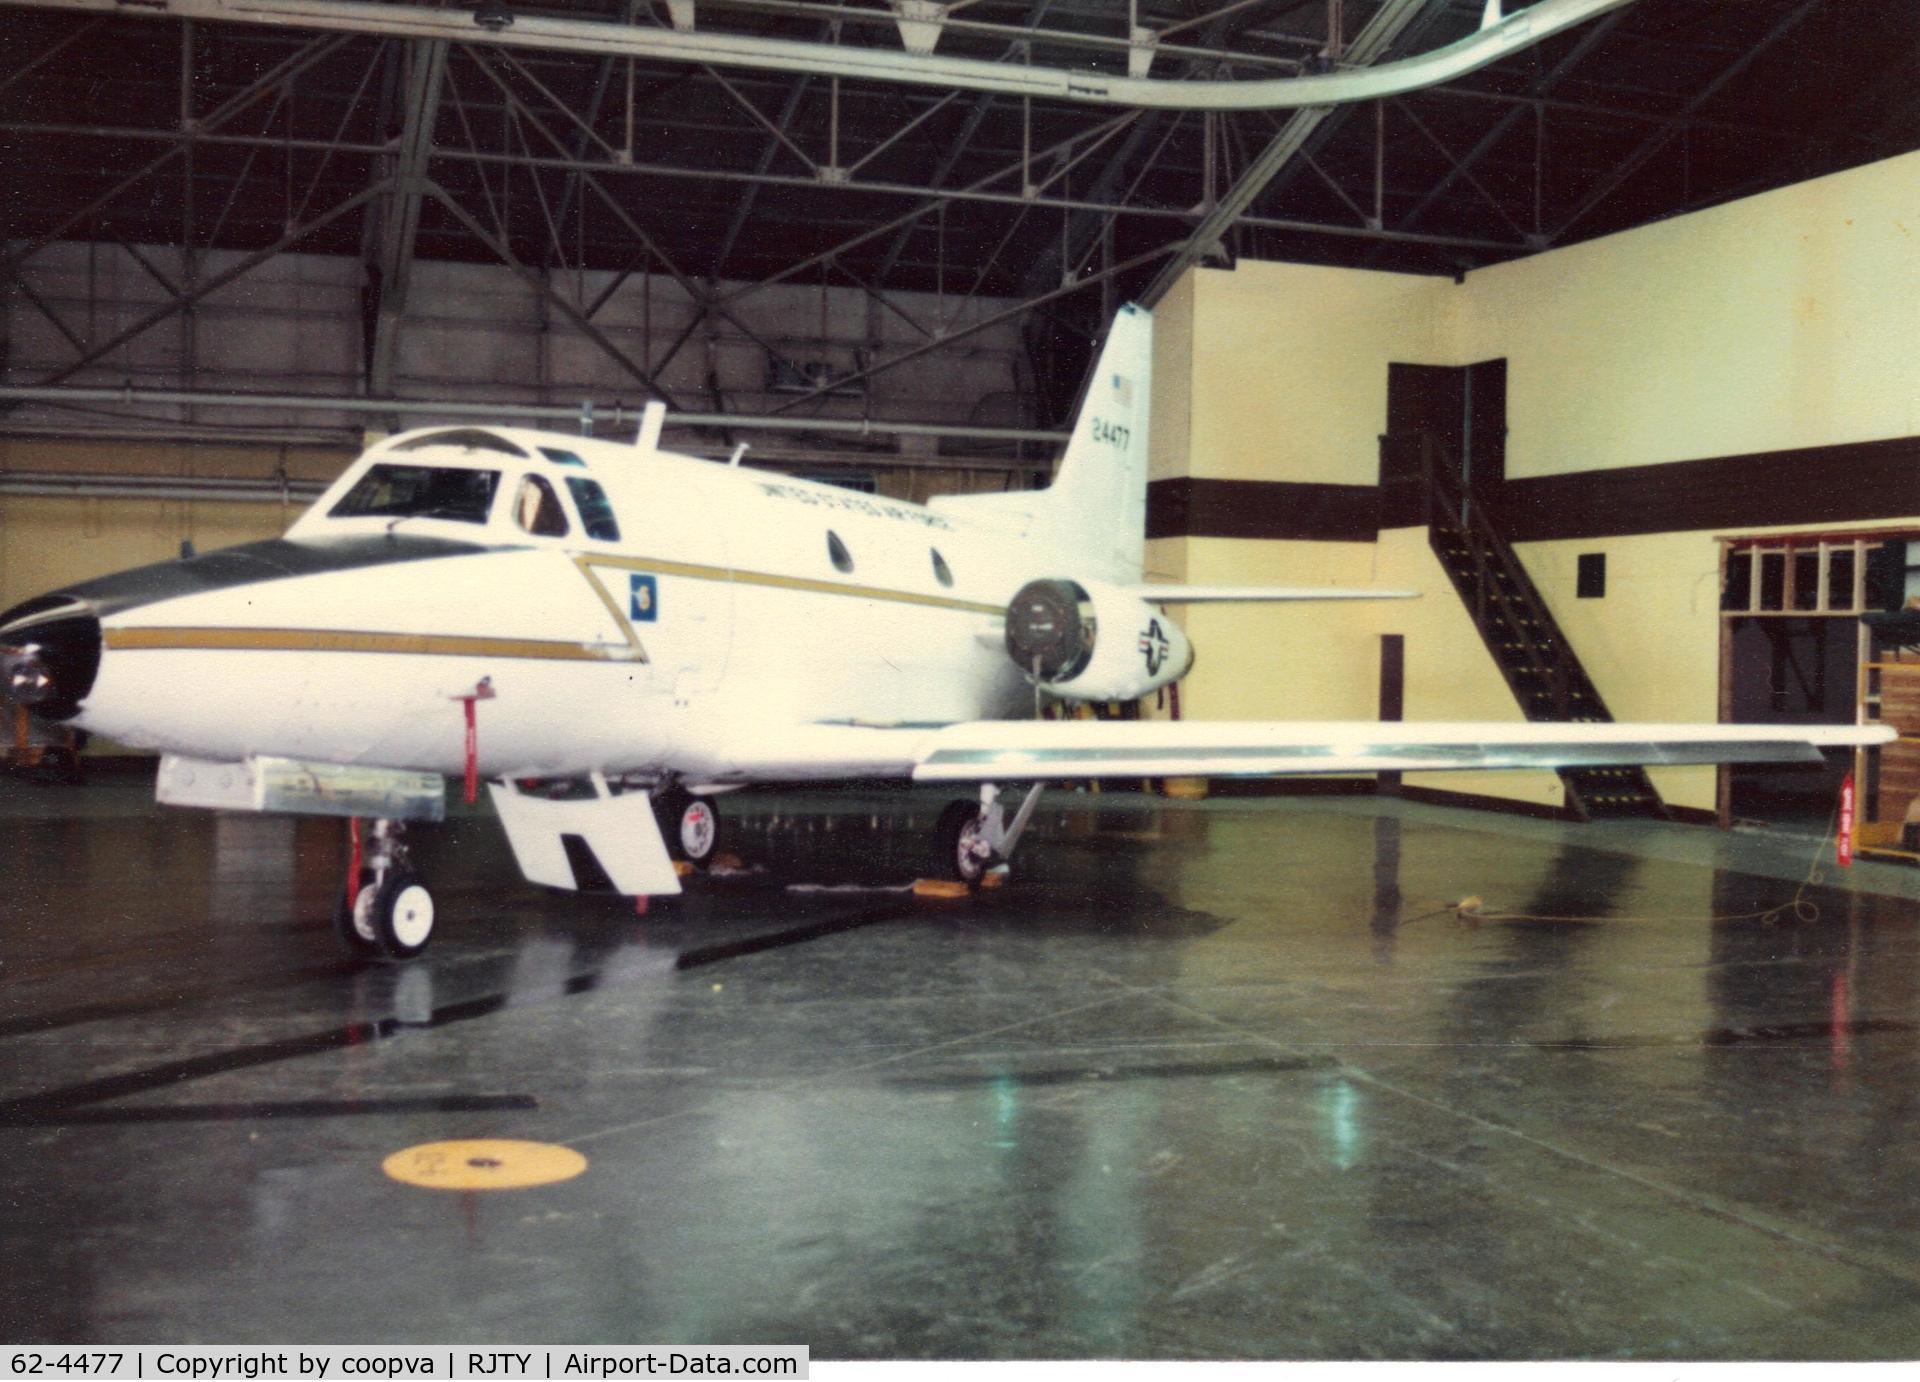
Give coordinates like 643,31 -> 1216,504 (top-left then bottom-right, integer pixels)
1409,438 -> 1667,821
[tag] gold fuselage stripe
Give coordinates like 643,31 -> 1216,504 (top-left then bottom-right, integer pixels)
103,627 -> 633,661
101,549 -> 1008,661
581,552 -> 1007,616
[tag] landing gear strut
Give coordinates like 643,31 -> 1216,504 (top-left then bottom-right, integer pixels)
930,782 -> 1045,886
333,817 -> 437,960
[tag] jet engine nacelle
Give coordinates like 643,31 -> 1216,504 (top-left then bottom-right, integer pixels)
1004,578 -> 1193,702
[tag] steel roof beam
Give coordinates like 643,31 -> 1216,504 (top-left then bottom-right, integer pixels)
711,70 -> 818,278
1387,6 -> 1621,242
0,384 -> 1069,444
766,241 -> 1174,413
0,0 -> 1640,112
0,31 -> 356,281
422,179 -> 676,403
366,38 -> 447,396
31,179 -> 391,389
1549,0 -> 1821,242
1136,0 -> 1434,306
451,49 -> 791,372
1,118 -> 1526,253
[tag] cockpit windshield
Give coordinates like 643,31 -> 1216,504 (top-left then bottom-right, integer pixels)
329,464 -> 501,524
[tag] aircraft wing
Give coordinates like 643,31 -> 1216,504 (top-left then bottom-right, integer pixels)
909,719 -> 1895,782
1130,584 -> 1418,603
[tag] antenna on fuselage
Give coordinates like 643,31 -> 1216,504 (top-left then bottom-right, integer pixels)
636,401 -> 666,452
728,442 -> 750,466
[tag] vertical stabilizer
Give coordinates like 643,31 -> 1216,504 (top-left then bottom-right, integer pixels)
1038,304 -> 1152,582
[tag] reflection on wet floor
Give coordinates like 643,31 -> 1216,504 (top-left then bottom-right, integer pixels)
3,778 -> 1920,1356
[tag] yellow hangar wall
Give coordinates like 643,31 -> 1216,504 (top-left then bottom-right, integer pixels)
1474,149 -> 1920,812
1157,148 -> 1920,813
1146,259 -> 1552,800
0,438 -> 351,756
1180,260 -> 1445,485
0,439 -> 349,600
1451,150 -> 1920,478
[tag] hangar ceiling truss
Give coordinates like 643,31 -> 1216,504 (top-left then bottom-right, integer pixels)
0,0 -> 1914,447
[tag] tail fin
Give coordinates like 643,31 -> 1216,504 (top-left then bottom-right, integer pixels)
928,304 -> 1152,581
1041,303 -> 1153,582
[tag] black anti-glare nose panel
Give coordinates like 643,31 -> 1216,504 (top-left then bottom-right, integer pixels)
0,596 -> 102,722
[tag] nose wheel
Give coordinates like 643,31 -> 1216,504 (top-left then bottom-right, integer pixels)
334,819 -> 437,961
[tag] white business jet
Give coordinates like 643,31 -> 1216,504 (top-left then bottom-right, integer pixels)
0,305 -> 1892,958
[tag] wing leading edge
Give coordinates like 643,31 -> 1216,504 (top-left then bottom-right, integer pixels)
1129,585 -> 1419,603
909,720 -> 1896,783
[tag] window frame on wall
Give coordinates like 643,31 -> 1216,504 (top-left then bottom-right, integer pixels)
1720,535 -> 1874,616
1715,527 -> 1917,830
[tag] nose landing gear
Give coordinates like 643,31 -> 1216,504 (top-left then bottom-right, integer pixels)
333,817 -> 437,960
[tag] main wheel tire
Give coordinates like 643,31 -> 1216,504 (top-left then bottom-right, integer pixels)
331,875 -> 382,958
931,800 -> 992,886
369,870 -> 437,960
657,788 -> 722,866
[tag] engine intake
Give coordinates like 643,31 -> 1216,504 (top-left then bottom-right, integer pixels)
1003,577 -> 1192,702
1005,579 -> 1095,682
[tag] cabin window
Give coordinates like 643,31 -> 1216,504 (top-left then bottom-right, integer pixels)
539,446 -> 587,468
566,476 -> 621,541
390,428 -> 529,458
827,530 -> 854,574
513,474 -> 570,537
329,464 -> 499,524
931,548 -> 954,587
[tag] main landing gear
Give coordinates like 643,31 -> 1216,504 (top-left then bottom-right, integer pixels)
333,817 -> 438,960
930,782 -> 1045,886
654,785 -> 723,868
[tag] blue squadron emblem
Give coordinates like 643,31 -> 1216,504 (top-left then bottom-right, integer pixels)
629,573 -> 658,622
1140,617 -> 1169,675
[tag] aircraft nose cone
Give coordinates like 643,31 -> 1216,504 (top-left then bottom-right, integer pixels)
0,596 -> 102,721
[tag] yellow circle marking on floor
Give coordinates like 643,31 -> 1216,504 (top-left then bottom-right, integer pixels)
382,1139 -> 587,1191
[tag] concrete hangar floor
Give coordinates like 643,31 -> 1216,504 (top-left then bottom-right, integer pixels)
3,772 -> 1919,1359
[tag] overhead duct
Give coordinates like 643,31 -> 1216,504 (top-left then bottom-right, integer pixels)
0,384 -> 1069,446
0,472 -> 329,504
2,0 -> 1638,111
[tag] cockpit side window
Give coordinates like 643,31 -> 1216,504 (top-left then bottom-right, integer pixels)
329,464 -> 499,524
565,477 -> 621,541
513,474 -> 571,537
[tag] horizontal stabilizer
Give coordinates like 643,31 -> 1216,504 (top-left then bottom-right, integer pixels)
912,719 -> 1896,783
1130,584 -> 1419,603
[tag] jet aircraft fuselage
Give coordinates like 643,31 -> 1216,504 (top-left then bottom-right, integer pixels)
11,428 -> 1045,781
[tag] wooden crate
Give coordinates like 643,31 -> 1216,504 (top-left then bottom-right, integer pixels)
1874,663 -> 1920,830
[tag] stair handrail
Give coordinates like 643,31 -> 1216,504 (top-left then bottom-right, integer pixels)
1420,445 -> 1609,722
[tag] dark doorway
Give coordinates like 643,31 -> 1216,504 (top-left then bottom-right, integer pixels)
1379,634 -> 1405,795
1381,359 -> 1506,528
1726,616 -> 1859,833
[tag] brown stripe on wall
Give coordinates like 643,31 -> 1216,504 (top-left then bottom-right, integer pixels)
1146,478 -> 1379,542
1148,435 -> 1919,545
1498,435 -> 1920,542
